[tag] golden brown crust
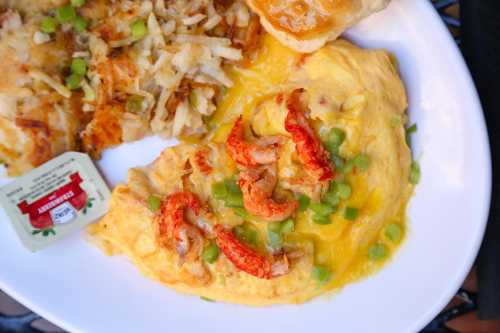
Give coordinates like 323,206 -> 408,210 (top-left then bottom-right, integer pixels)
246,0 -> 391,52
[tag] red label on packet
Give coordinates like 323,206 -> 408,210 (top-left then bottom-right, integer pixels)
0,152 -> 110,251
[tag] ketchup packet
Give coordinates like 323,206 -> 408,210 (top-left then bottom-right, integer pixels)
0,152 -> 110,251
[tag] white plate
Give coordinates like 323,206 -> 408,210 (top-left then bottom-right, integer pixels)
0,0 -> 491,332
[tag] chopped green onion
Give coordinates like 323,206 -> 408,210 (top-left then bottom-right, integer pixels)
324,128 -> 346,154
280,218 -> 295,234
409,161 -> 420,185
344,206 -> 359,221
56,5 -> 76,23
65,73 -> 83,90
72,15 -> 88,33
312,213 -> 332,225
71,58 -> 87,75
235,224 -> 258,246
311,265 -> 332,283
224,192 -> 243,208
131,19 -> 148,39
202,242 -> 220,263
310,202 -> 336,216
322,190 -> 340,206
125,95 -> 144,113
41,16 -> 58,33
71,0 -> 86,7
298,194 -> 310,212
406,123 -> 418,144
245,228 -> 258,245
385,223 -> 402,242
368,243 -> 387,261
200,296 -> 215,302
330,182 -> 351,200
406,123 -> 417,135
211,181 -> 228,200
233,207 -> 249,219
224,177 -> 241,194
146,195 -> 161,212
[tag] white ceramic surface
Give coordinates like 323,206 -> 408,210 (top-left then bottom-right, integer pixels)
0,0 -> 491,332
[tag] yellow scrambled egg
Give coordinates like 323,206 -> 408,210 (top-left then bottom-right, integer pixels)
90,34 -> 413,305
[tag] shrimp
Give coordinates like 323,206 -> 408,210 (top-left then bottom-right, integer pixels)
214,225 -> 289,279
239,166 -> 298,222
226,116 -> 282,167
285,89 -> 334,181
156,192 -> 204,260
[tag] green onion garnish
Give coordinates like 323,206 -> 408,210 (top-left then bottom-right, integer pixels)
72,16 -> 88,33
202,242 -> 220,263
406,123 -> 417,135
211,181 -> 228,200
71,58 -> 87,75
311,265 -> 332,283
131,19 -> 148,39
409,161 -> 420,185
56,5 -> 76,24
224,192 -> 243,208
224,177 -> 241,194
385,223 -> 402,242
298,194 -> 310,212
368,243 -> 387,261
310,202 -> 336,216
324,128 -> 346,154
312,213 -> 332,225
344,206 -> 359,221
146,195 -> 161,212
332,182 -> 351,200
235,224 -> 258,246
41,17 -> 58,33
65,73 -> 83,90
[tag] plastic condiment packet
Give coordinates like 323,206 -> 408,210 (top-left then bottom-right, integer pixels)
0,152 -> 110,251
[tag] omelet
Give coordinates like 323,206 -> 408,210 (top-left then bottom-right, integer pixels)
90,35 -> 413,305
245,0 -> 390,53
